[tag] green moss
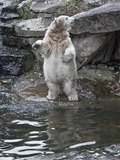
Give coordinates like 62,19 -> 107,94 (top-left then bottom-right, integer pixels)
19,11 -> 30,20
58,0 -> 83,16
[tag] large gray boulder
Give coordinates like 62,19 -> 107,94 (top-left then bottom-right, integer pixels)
83,0 -> 120,9
72,32 -> 115,68
15,17 -> 47,37
115,31 -> 120,60
30,0 -> 61,13
70,2 -> 120,66
71,3 -> 120,35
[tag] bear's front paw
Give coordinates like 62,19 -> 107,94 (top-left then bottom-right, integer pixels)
62,54 -> 73,62
32,40 -> 43,49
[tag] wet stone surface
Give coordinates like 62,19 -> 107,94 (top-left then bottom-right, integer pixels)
0,0 -> 35,76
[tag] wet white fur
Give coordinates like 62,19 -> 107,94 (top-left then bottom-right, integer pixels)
32,15 -> 78,101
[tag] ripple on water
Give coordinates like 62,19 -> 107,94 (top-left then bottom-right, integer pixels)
0,98 -> 120,159
69,141 -> 96,149
11,120 -> 43,127
0,118 -> 50,158
0,158 -> 14,160
4,139 -> 23,143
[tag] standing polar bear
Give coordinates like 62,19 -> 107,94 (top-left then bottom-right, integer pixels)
32,15 -> 78,101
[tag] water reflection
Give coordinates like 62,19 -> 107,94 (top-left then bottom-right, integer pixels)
46,107 -> 99,152
0,99 -> 120,158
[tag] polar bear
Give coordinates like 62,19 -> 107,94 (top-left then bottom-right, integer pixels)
32,15 -> 78,101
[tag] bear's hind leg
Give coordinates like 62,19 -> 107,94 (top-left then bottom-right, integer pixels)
46,81 -> 60,100
63,80 -> 78,101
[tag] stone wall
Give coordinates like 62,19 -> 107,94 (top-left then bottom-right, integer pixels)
0,0 -> 120,75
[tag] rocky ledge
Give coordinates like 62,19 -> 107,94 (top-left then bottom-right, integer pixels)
71,3 -> 120,34
0,0 -> 120,72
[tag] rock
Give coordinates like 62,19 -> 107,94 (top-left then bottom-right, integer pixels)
84,0 -> 108,8
115,92 -> 120,96
30,1 -> 61,13
15,18 -> 47,37
17,0 -> 60,31
1,12 -> 19,22
0,19 -> 21,50
0,21 -> 17,35
115,31 -> 120,60
105,144 -> 120,154
17,0 -> 59,19
1,0 -> 22,13
2,35 -> 25,48
0,46 -> 34,76
91,32 -> 115,64
17,0 -> 33,18
72,32 -> 115,68
77,67 -> 114,96
72,33 -> 106,67
0,1 -> 35,76
17,0 -> 32,13
83,0 -> 120,9
71,3 -> 120,35
78,67 -> 114,82
0,0 -> 21,36
12,65 -> 44,94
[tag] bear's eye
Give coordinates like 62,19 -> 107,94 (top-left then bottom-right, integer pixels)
65,17 -> 68,20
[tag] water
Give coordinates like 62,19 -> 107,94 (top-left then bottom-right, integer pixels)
0,99 -> 120,159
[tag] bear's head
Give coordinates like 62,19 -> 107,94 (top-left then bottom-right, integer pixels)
53,15 -> 75,31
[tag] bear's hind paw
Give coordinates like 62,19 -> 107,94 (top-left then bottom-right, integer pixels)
46,95 -> 56,100
68,95 -> 78,101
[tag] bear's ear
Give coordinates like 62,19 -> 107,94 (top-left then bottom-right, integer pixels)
54,17 -> 58,24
